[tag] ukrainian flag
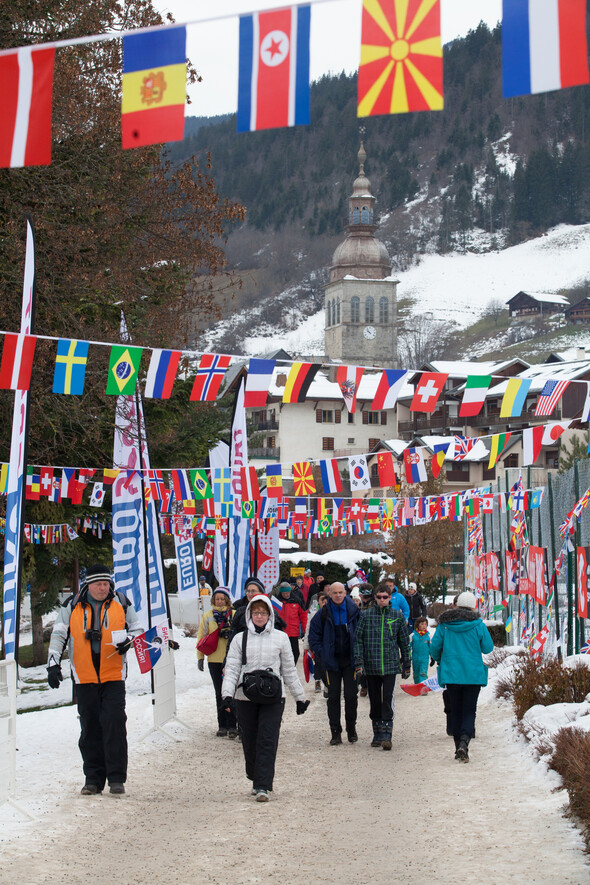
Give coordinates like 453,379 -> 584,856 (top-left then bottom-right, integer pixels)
121,26 -> 186,149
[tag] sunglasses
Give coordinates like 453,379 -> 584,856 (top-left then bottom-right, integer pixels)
374,594 -> 390,600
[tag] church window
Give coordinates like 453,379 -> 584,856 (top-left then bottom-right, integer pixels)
379,297 -> 389,323
361,205 -> 370,223
326,302 -> 331,327
336,297 -> 341,324
332,299 -> 336,328
365,297 -> 374,323
351,296 -> 360,323
352,207 -> 360,224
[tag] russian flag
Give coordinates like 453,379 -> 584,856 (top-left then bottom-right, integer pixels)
502,0 -> 589,97
144,349 -> 181,399
237,5 -> 311,132
271,596 -> 283,612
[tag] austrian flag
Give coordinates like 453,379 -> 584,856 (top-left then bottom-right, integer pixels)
0,47 -> 55,168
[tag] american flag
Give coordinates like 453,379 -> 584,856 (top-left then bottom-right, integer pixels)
190,354 -> 231,401
534,379 -> 570,417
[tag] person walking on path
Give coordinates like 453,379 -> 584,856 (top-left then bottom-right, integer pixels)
227,576 -> 286,648
46,563 -> 143,795
222,595 -> 309,802
275,582 -> 307,664
430,591 -> 493,763
382,579 -> 410,623
411,616 -> 431,684
308,581 -> 360,745
197,587 -> 237,738
354,584 -> 410,749
404,582 -> 428,632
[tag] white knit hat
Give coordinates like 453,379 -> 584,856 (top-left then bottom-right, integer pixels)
456,591 -> 477,610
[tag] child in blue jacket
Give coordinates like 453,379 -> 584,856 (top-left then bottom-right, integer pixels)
411,616 -> 430,683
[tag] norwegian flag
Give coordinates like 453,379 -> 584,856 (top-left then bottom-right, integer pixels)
534,379 -> 570,417
190,354 -> 231,401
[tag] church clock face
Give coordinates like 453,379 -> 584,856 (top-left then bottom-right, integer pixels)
363,325 -> 376,340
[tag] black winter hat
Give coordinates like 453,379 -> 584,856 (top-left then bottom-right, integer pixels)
244,576 -> 265,594
81,564 -> 114,592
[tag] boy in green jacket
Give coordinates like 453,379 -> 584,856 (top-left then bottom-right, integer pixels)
354,585 -> 411,750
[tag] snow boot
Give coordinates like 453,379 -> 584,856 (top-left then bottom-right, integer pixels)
381,719 -> 393,751
370,721 -> 382,747
346,723 -> 358,743
330,727 -> 343,746
109,783 -> 125,795
80,783 -> 101,795
456,735 -> 470,763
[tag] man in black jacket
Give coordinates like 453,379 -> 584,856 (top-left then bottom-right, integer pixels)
404,582 -> 428,632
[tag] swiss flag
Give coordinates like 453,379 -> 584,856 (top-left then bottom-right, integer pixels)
410,373 -> 448,413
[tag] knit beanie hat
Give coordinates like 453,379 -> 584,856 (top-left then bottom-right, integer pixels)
456,591 -> 477,610
81,564 -> 114,593
212,587 -> 231,602
244,576 -> 265,594
279,582 -> 292,593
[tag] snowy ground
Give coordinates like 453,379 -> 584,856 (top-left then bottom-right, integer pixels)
2,633 -> 590,883
238,223 -> 590,358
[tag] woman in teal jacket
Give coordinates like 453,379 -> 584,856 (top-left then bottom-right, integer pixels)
430,591 -> 493,763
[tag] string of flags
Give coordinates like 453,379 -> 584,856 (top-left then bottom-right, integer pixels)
2,0 -> 589,168
0,515 -> 110,543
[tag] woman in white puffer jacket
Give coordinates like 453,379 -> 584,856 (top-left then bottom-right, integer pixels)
222,595 -> 309,802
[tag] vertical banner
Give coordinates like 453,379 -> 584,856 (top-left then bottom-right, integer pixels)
487,552 -> 500,593
519,548 -> 530,597
174,531 -> 199,601
577,546 -> 588,618
3,218 -> 35,660
209,440 -> 230,586
228,379 -> 250,600
252,522 -> 280,593
506,551 -> 519,595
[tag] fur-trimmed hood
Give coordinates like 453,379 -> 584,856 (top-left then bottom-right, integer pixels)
438,607 -> 481,625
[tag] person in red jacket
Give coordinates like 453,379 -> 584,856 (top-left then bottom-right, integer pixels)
275,582 -> 307,664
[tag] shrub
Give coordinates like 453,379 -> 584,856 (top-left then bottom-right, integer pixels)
486,622 -> 506,647
427,602 -> 452,621
549,727 -> 590,849
496,656 -> 590,720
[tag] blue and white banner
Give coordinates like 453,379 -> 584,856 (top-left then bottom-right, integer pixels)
228,379 -> 250,600
174,531 -> 199,601
209,439 -> 230,587
3,219 -> 35,659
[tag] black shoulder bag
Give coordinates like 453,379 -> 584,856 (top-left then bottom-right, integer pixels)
239,629 -> 282,704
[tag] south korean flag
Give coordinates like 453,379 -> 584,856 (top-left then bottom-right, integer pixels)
348,455 -> 370,492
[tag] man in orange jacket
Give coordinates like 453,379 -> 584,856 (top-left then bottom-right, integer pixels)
47,564 -> 143,796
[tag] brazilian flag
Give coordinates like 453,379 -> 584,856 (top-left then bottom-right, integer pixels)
106,346 -> 142,395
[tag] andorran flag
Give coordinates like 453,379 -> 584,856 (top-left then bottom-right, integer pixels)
358,0 -> 443,117
121,26 -> 186,149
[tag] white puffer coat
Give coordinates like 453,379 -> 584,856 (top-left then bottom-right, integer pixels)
222,595 -> 306,703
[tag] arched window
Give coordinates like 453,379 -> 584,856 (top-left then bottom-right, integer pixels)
379,297 -> 389,324
351,296 -> 360,323
331,299 -> 336,327
365,297 -> 374,323
352,207 -> 360,224
326,302 -> 331,327
361,205 -> 370,223
336,297 -> 341,324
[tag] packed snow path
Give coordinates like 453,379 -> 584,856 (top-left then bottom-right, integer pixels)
3,676 -> 589,885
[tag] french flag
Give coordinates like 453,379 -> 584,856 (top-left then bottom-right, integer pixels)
237,5 -> 311,132
0,47 -> 55,168
244,358 -> 276,408
502,0 -> 589,97
320,458 -> 343,494
144,349 -> 181,399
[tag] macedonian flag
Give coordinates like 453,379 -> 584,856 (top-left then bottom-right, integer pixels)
292,461 -> 316,497
358,0 -> 443,117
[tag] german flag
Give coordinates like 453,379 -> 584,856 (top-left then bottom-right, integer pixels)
358,0 -> 443,117
293,461 -> 316,496
282,362 -> 320,403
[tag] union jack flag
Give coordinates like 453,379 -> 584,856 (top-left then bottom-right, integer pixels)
190,354 -> 231,401
534,379 -> 570,417
581,640 -> 590,654
453,436 -> 476,461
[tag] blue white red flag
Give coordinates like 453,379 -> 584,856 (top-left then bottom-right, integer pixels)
401,675 -> 442,696
237,5 -> 311,132
502,0 -> 589,97
144,348 -> 181,399
133,624 -> 170,673
403,448 -> 427,484
370,369 -> 408,411
534,379 -> 570,416
320,458 -> 343,494
271,596 -> 283,612
244,358 -> 276,407
171,468 -> 192,503
190,354 -> 231,401
580,640 -> 590,654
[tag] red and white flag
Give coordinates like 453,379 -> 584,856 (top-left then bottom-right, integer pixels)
337,365 -> 364,413
0,333 -> 37,390
0,47 -> 55,168
240,465 -> 261,501
542,420 -> 571,445
522,425 -> 544,466
410,372 -> 448,413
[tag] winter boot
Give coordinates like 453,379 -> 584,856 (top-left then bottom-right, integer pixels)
456,735 -> 470,763
370,721 -> 382,747
346,723 -> 358,743
453,736 -> 461,759
381,719 -> 393,751
330,727 -> 343,746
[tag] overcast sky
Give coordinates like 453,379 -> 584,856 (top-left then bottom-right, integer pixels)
154,0 -> 502,117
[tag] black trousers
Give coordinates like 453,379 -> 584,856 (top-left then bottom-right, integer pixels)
445,684 -> 481,739
366,673 -> 396,722
235,699 -> 285,792
326,664 -> 358,731
289,636 -> 300,665
76,681 -> 127,789
208,661 -> 236,729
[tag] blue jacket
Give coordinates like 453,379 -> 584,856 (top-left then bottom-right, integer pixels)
308,596 -> 360,671
390,591 -> 409,621
411,630 -> 431,672
430,608 -> 493,687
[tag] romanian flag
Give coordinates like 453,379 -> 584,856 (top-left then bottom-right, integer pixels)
121,26 -> 186,149
358,0 -> 443,117
488,432 -> 512,470
293,461 -> 316,496
282,362 -> 320,403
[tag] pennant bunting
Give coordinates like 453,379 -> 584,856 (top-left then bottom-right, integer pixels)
403,447 -> 427,484
244,358 -> 276,407
542,420 -> 571,445
377,451 -> 397,487
459,375 -> 491,417
500,378 -> 532,418
237,5 -> 311,132
292,461 -> 316,496
190,354 -> 231,402
52,339 -> 89,395
105,345 -> 142,395
171,469 -> 192,503
265,464 -> 283,498
522,424 -> 544,466
282,362 -> 320,403
336,365 -> 364,413
0,334 -> 37,390
0,47 -> 55,168
534,378 -> 570,416
240,465 -> 261,501
89,482 -> 105,508
410,372 -> 448,413
431,446 -> 448,479
320,458 -> 343,494
144,348 -> 181,399
190,468 -> 213,500
488,432 -> 512,470
348,455 -> 370,492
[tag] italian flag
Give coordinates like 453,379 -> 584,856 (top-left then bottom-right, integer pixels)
459,375 -> 491,417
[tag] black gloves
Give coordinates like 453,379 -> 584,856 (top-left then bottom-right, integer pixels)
222,696 -> 233,710
116,638 -> 134,655
402,666 -> 411,680
296,700 -> 310,715
168,640 -> 179,650
197,659 -> 204,671
47,665 -> 63,689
